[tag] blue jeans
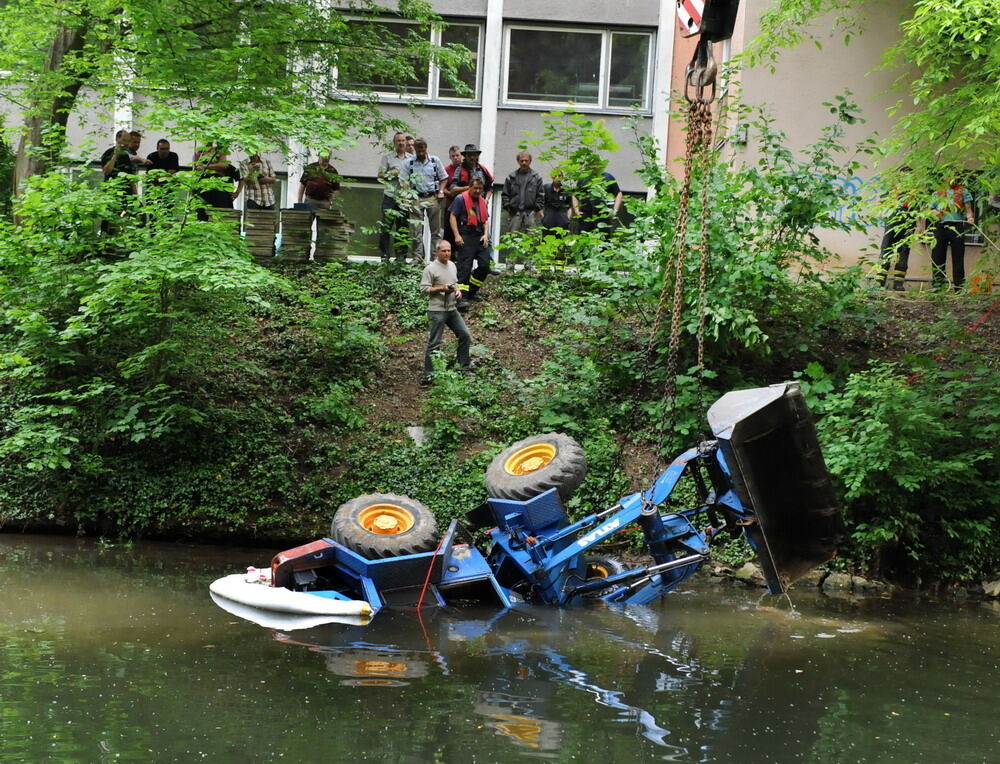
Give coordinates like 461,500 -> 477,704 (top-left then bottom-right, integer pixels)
425,310 -> 472,376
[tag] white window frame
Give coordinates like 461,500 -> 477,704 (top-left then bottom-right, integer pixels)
502,24 -> 655,113
341,19 -> 483,104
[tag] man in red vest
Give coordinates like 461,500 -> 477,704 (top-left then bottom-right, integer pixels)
449,177 -> 492,309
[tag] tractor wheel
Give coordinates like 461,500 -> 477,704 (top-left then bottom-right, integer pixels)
331,493 -> 438,559
485,433 -> 587,502
584,555 -> 628,581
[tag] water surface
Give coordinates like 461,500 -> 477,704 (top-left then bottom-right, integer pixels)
1,535 -> 996,762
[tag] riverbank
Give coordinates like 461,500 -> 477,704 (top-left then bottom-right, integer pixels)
0,262 -> 996,588
705,560 -> 1000,601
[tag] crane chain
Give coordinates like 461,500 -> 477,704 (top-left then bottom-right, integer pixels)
644,98 -> 715,481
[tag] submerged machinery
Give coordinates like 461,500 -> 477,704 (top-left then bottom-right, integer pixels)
210,384 -> 844,624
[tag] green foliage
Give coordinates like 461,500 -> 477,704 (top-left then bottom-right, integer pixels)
522,109 -> 619,182
738,0 -> 1000,220
886,1 -> 1000,175
810,359 -> 998,585
0,0 -> 465,182
332,436 -> 490,525
0,173 -> 394,537
710,534 -> 755,569
502,104 -> 875,455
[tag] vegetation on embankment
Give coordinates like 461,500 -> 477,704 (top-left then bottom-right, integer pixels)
0,108 -> 996,589
0,255 -> 996,588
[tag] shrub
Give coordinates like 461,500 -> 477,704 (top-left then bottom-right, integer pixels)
810,360 -> 998,585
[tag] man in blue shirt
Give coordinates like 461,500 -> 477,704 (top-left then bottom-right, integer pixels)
403,138 -> 447,259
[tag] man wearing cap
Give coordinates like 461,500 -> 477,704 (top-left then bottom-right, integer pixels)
445,143 -> 494,202
377,131 -> 414,261
449,177 -> 492,308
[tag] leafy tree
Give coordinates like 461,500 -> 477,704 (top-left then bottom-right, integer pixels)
0,0 -> 474,532
0,0 -> 467,187
0,129 -> 13,216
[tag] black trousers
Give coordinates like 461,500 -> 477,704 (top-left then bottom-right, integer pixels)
878,211 -> 912,287
456,228 -> 491,296
930,221 -> 966,288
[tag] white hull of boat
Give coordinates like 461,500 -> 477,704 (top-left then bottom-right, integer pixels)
209,574 -> 373,617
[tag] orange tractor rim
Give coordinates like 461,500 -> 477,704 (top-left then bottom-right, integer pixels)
358,504 -> 415,535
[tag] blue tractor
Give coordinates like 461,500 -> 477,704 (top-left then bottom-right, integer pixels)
211,383 -> 844,623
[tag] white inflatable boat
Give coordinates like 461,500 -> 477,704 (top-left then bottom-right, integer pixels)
209,571 -> 373,618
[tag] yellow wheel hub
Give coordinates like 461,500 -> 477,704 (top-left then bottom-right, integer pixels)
504,443 -> 556,476
588,564 -> 610,579
358,504 -> 415,535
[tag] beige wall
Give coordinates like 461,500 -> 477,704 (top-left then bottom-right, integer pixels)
717,1 -> 988,281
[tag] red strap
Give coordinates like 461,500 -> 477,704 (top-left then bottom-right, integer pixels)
415,534 -> 447,610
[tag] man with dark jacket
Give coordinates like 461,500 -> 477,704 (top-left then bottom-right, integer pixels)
501,151 -> 544,233
449,177 -> 492,308
146,139 -> 180,173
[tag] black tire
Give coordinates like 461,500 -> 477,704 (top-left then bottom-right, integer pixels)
485,433 -> 586,502
584,555 -> 628,581
331,493 -> 438,559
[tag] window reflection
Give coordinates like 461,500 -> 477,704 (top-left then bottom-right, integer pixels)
506,29 -> 602,104
439,24 -> 480,99
609,33 -> 650,107
342,21 -> 431,95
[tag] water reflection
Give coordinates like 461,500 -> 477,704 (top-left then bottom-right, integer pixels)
1,535 -> 997,763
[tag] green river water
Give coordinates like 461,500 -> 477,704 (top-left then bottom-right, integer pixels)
0,534 -> 996,762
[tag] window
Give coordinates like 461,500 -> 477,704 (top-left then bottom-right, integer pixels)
341,20 -> 481,102
438,23 -> 480,100
504,26 -> 653,111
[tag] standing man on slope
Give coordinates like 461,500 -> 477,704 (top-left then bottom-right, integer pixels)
420,240 -> 472,385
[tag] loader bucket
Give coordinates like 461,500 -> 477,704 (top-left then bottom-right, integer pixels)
707,383 -> 844,594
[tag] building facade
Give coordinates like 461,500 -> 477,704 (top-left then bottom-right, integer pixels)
4,1 -> 990,279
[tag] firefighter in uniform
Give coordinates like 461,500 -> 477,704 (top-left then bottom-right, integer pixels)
449,177 -> 492,310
